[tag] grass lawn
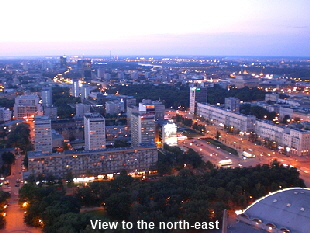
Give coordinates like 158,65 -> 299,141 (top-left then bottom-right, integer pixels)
86,209 -> 106,217
202,137 -> 239,156
181,128 -> 203,137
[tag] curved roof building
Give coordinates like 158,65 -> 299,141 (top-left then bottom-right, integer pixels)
235,188 -> 310,233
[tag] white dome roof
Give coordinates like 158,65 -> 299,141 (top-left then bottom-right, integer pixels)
243,188 -> 310,232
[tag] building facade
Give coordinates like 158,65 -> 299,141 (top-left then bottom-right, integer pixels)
41,87 -> 52,107
13,94 -> 43,119
34,115 -> 52,153
224,97 -> 240,112
155,121 -> 177,148
190,86 -> 208,114
75,103 -> 90,118
197,102 -> 310,156
197,103 -> 256,132
0,108 -> 11,123
131,112 -> 155,147
84,113 -> 106,150
139,99 -> 165,121
106,100 -> 124,115
27,145 -> 158,178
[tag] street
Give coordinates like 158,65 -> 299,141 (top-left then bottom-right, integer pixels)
175,111 -> 310,187
2,154 -> 42,233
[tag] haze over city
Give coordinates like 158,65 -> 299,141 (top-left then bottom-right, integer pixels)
1,0 -> 309,56
1,1 -> 310,232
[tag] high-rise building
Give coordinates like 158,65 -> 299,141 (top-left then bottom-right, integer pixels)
224,97 -> 240,112
131,112 -> 155,147
77,60 -> 92,80
13,94 -> 43,120
139,99 -> 165,121
41,87 -> 52,107
84,113 -> 106,150
75,104 -> 90,118
97,68 -> 105,79
127,105 -> 138,129
126,96 -> 136,110
104,73 -> 111,80
80,85 -> 91,100
189,87 -> 208,114
72,78 -> 81,97
59,56 -> 67,68
43,106 -> 57,120
34,115 -> 52,153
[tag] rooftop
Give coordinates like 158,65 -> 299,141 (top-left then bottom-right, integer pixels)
241,188 -> 310,233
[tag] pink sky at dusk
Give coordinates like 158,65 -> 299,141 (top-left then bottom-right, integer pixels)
1,0 -> 309,56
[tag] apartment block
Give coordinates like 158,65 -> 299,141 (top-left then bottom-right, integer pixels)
27,145 -> 158,178
131,112 -> 155,147
197,103 -> 256,132
34,115 -> 52,153
0,108 -> 11,123
84,113 -> 106,150
13,94 -> 43,119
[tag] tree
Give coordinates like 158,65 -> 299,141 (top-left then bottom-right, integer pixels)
0,215 -> 5,229
175,114 -> 183,123
105,192 -> 131,220
42,195 -> 80,228
2,152 -> 15,165
43,213 -> 103,233
7,123 -> 32,152
19,184 -> 39,204
66,171 -> 74,186
182,118 -> 193,127
0,98 -> 14,109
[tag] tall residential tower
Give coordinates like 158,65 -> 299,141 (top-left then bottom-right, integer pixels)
189,87 -> 207,114
131,112 -> 155,147
34,115 -> 52,153
84,113 -> 106,150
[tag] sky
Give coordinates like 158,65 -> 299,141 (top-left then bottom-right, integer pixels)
0,0 -> 309,56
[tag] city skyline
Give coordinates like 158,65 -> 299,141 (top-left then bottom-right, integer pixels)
1,0 -> 309,56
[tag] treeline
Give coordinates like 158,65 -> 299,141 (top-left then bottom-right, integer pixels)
156,145 -> 208,175
0,98 -> 14,109
21,160 -> 305,233
73,161 -> 304,232
0,191 -> 10,229
240,104 -> 277,120
19,185 -> 99,233
107,84 -> 266,109
207,86 -> 266,105
106,84 -> 189,109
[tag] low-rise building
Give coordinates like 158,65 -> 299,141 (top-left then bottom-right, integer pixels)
0,108 -> 11,123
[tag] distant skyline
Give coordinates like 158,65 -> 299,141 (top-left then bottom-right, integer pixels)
1,0 -> 309,56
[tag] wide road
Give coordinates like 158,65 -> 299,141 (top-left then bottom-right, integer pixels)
180,136 -> 310,187
2,154 -> 42,233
